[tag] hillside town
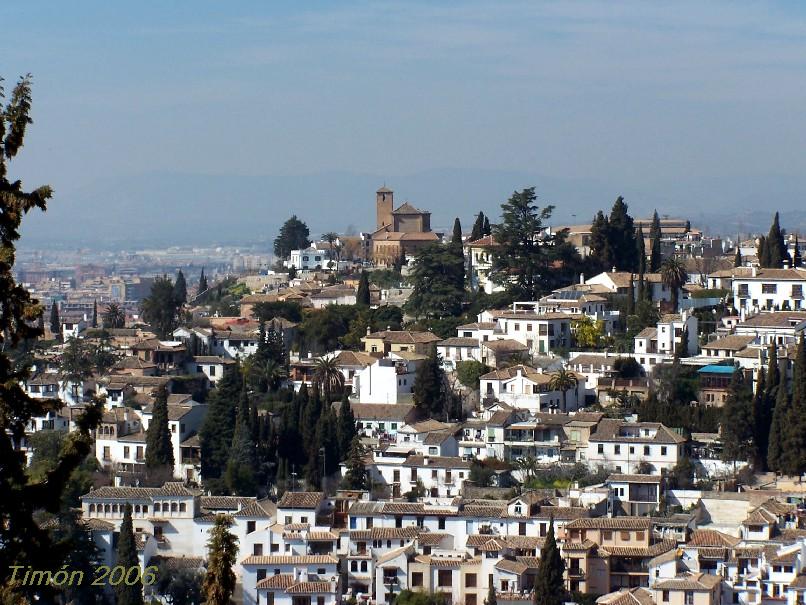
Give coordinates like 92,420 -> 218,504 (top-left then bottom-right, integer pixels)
6,175 -> 806,604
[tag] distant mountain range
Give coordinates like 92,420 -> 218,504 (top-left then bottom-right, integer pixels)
19,168 -> 806,249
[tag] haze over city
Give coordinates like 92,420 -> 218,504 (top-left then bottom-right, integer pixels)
5,1 -> 806,246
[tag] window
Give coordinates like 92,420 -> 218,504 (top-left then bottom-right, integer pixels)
154,503 -> 161,513
466,596 -> 477,605
662,591 -> 669,602
317,597 -> 325,605
438,570 -> 452,587
438,517 -> 446,530
103,446 -> 111,460
685,592 -> 694,605
123,446 -> 130,458
620,531 -> 630,540
248,521 -> 256,533
179,503 -> 186,513
635,531 -> 645,540
762,283 -> 777,294
411,572 -> 423,587
614,445 -> 621,455
466,573 -> 477,588
253,544 -> 263,555
661,446 -> 667,456
597,444 -> 604,454
602,530 -> 612,540
257,569 -> 267,582
285,516 -> 292,525
643,445 -> 650,456
793,285 -> 803,298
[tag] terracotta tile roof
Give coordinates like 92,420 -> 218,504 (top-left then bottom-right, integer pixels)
482,339 -> 529,353
363,330 -> 440,344
257,574 -> 295,590
602,539 -> 676,558
596,588 -> 655,605
439,337 -> 480,347
403,455 -> 472,470
341,403 -> 415,421
686,529 -> 740,548
417,533 -> 451,546
566,517 -> 652,530
701,335 -> 755,350
277,491 -> 323,509
287,582 -> 335,594
655,573 -> 721,591
739,311 -> 806,328
608,474 -> 663,484
349,527 -> 420,540
149,555 -> 204,571
495,559 -> 528,574
200,495 -> 256,510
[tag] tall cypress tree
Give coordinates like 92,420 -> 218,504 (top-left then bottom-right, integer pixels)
91,300 -> 98,328
486,583 -> 497,605
115,504 -> 144,605
589,211 -> 611,271
471,213 -> 484,241
174,269 -> 188,304
793,235 -> 802,268
342,436 -> 369,490
451,217 -> 465,291
767,365 -> 789,472
764,212 -> 788,268
198,267 -> 208,295
734,246 -> 743,268
758,236 -> 769,268
781,336 -> 806,476
203,515 -> 238,605
145,385 -> 174,470
636,226 -> 647,275
50,302 -> 60,339
649,210 -> 662,272
413,347 -> 445,419
721,368 -> 755,465
356,271 -> 371,307
337,393 -> 357,458
533,518 -> 565,605
754,346 -> 779,469
483,215 -> 491,236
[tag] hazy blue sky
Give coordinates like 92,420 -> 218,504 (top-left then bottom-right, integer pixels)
5,1 -> 806,244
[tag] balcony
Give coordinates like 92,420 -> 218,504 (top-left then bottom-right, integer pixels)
383,576 -> 399,586
567,568 -> 585,579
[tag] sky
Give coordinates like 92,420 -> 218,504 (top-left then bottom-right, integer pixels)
5,1 -> 806,246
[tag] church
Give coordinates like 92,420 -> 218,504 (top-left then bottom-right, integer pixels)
370,186 -> 439,266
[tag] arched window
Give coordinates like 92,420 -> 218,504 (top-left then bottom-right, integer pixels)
142,505 -> 149,514
171,502 -> 178,512
89,503 -> 96,513
154,503 -> 161,513
179,503 -> 186,513
112,504 -> 119,513
134,505 -> 141,514
104,504 -> 111,513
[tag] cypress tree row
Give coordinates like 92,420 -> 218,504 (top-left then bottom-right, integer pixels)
356,271 -> 371,306
337,393 -> 357,456
50,302 -> 60,339
470,213 -> 484,241
763,212 -> 788,268
720,368 -> 755,465
767,365 -> 789,472
780,336 -> 806,476
199,362 -> 241,493
636,226 -> 647,275
225,390 -> 257,495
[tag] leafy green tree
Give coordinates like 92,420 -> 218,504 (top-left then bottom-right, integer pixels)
103,301 -> 125,329
145,385 -> 174,469
203,515 -> 239,605
198,267 -> 208,294
299,305 -> 359,354
200,363 -> 241,492
721,369 -> 755,465
342,436 -> 369,490
115,504 -> 144,605
49,302 -> 60,340
533,519 -> 565,605
548,368 -> 579,412
572,316 -> 605,348
141,275 -> 182,339
404,242 -> 465,318
54,512 -> 105,604
491,188 -> 556,299
273,215 -> 311,259
356,271 -> 371,306
762,212 -> 788,268
456,360 -> 490,389
174,269 -> 188,304
225,391 -> 257,495
649,210 -> 662,272
154,563 -> 204,605
0,81 -> 105,599
660,257 -> 687,311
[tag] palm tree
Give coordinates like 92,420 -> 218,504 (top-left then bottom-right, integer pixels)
548,368 -> 579,412
322,231 -> 339,265
254,358 -> 287,392
102,302 -> 125,329
312,356 -> 345,402
514,455 -> 539,484
660,257 -> 688,311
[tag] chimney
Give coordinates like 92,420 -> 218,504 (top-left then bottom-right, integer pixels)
611,266 -> 617,273
366,326 -> 371,336
751,266 -> 757,277
579,273 -> 585,285
783,259 -> 791,269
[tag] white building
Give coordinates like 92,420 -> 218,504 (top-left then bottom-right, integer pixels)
354,358 -> 418,405
731,267 -> 806,312
479,365 -> 584,413
585,419 -> 686,475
